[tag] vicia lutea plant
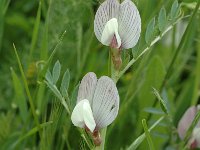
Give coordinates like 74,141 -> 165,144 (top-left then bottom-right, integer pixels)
94,0 -> 141,70
178,105 -> 200,149
71,72 -> 119,146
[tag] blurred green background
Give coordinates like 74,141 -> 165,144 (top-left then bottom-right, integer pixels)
0,0 -> 199,149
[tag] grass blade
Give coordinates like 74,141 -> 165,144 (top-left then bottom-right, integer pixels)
0,0 -> 10,51
127,116 -> 164,150
11,121 -> 53,148
11,67 -> 28,122
29,1 -> 42,62
191,27 -> 200,105
142,119 -> 155,150
13,44 -> 42,138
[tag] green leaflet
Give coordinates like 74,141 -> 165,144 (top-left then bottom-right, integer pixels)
145,17 -> 155,45
60,69 -> 70,99
170,0 -> 180,21
152,88 -> 168,115
52,60 -> 61,84
158,7 -> 167,32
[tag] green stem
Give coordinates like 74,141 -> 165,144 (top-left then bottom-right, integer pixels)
117,15 -> 190,82
171,25 -> 176,52
95,48 -> 118,150
146,0 -> 200,123
127,116 -> 165,150
94,128 -> 107,150
93,9 -> 192,150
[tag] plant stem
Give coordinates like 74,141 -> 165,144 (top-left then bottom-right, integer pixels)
95,48 -> 119,150
146,0 -> 200,123
117,15 -> 190,82
95,12 -> 190,150
127,116 -> 165,150
94,128 -> 107,150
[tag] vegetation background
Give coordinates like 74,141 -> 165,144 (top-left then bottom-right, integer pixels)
0,0 -> 199,149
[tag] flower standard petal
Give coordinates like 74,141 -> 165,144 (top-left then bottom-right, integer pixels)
71,99 -> 96,132
94,0 -> 120,44
177,106 -> 197,139
77,72 -> 97,104
92,76 -> 119,129
118,0 -> 141,49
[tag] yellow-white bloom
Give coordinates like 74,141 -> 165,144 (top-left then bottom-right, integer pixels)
94,0 -> 141,49
71,72 -> 119,133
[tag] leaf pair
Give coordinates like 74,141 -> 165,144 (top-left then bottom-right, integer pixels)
45,60 -> 70,113
46,61 -> 61,85
145,0 -> 181,44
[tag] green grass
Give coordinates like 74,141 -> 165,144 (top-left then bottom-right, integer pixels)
0,0 -> 200,149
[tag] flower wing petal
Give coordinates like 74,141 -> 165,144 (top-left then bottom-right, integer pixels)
92,76 -> 119,129
77,72 -> 97,104
118,0 -> 141,49
71,99 -> 96,132
94,0 -> 120,43
178,106 -> 197,139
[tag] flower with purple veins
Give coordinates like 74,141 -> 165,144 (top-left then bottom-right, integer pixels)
71,72 -> 119,146
178,105 -> 200,149
94,0 -> 141,49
